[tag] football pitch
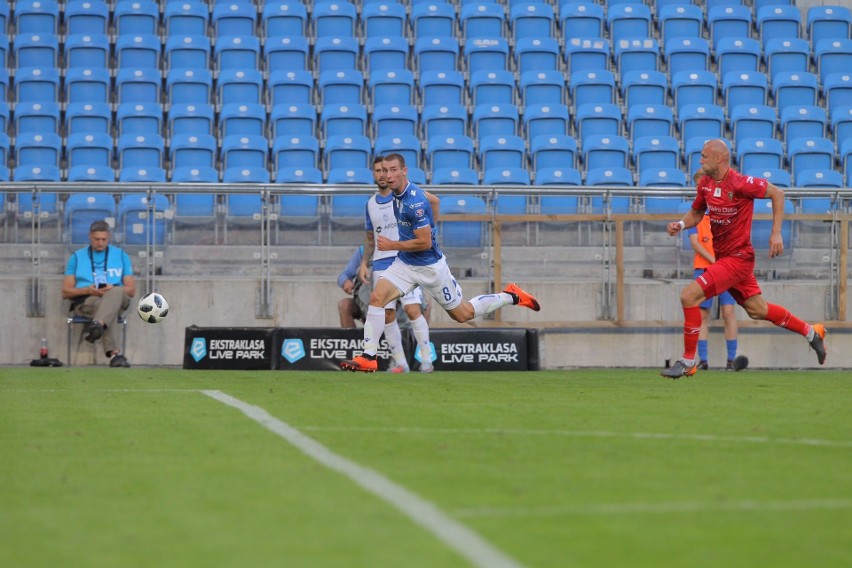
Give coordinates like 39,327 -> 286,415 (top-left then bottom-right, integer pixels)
1,367 -> 850,568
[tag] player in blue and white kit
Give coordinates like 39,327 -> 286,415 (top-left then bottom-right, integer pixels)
357,157 -> 438,373
342,153 -> 541,373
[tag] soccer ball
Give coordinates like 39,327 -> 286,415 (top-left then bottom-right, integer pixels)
137,292 -> 169,323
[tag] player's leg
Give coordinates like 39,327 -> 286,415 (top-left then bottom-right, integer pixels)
374,269 -> 408,373
402,288 -> 432,372
661,279 -> 706,378
338,298 -> 358,328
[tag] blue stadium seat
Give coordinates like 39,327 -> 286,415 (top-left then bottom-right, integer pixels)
438,194 -> 487,248
312,1 -> 357,37
465,38 -> 511,75
168,103 -> 215,137
217,69 -> 264,105
0,69 -> 9,102
268,70 -> 314,106
737,138 -> 785,172
65,102 -> 111,136
214,35 -> 260,71
314,36 -> 360,74
66,166 -> 115,183
671,70 -> 718,113
751,197 -> 794,251
745,167 -> 791,188
277,188 -> 323,245
0,2 -> 7,35
511,2 -> 554,41
276,167 -> 323,184
117,193 -> 170,245
15,0 -> 60,34
730,105 -> 777,149
614,39 -> 661,73
116,102 -> 162,136
270,104 -> 317,138
413,36 -> 459,73
679,103 -> 726,142
65,33 -> 110,69
272,135 -> 320,170
787,137 -> 835,178
14,33 -> 59,68
66,132 -> 113,169
460,2 -> 506,39
419,70 -> 465,106
65,67 -> 110,105
707,5 -> 752,50
519,70 -> 567,106
478,135 -> 526,171
823,73 -> 852,116
564,38 -> 610,73
411,3 -> 456,38
323,134 -> 371,170
15,132 -> 61,167
756,5 -> 802,46
536,167 -> 582,186
765,38 -> 810,83
831,106 -> 852,147
472,103 -> 519,138
639,168 -> 688,188
221,134 -> 269,171
64,194 -> 116,245
780,106 -> 827,145
114,0 -> 159,36
607,4 -> 652,44
14,164 -> 60,182
632,134 -> 681,174
716,38 -> 762,78
164,35 -> 211,70
170,134 -> 218,171
66,0 -> 110,36
427,135 -> 476,173
117,133 -> 165,170
320,103 -> 368,138
772,71 -> 819,114
421,104 -> 468,139
570,70 -> 616,111
530,134 -> 578,170
815,39 -> 852,83
407,167 -> 428,185
575,103 -> 622,141
431,168 -> 480,185
0,101 -> 8,135
374,134 -> 422,169
583,134 -> 630,170
164,2 -> 209,37
372,104 -> 418,138
119,169 -> 163,188
620,70 -> 667,109
327,167 -> 373,185
115,34 -> 160,70
796,168 -> 843,188
483,167 -> 530,186
665,37 -> 710,77
361,2 -> 406,38
115,68 -> 162,104
626,104 -> 673,141
262,36 -> 309,71
0,33 -> 7,66
469,70 -> 516,106
659,4 -> 704,46
262,1 -> 308,37
15,101 -> 60,134
514,38 -> 560,76
166,68 -> 213,105
363,36 -> 409,74
219,103 -> 266,138
842,138 -> 852,182
807,6 -> 852,49
0,132 -> 8,166
15,67 -> 60,103
560,3 -> 604,42
369,69 -> 415,107
212,2 -> 257,37
585,167 -> 634,186
523,103 -> 570,141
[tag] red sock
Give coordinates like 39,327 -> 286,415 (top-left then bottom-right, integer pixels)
765,303 -> 810,337
682,306 -> 702,360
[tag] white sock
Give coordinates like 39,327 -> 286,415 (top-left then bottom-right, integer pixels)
409,315 -> 431,366
469,293 -> 514,319
383,320 -> 407,367
363,306 -> 385,356
806,326 -> 815,342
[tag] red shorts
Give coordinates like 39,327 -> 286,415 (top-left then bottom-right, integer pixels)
695,254 -> 762,305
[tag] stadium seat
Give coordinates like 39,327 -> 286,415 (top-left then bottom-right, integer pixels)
173,166 -> 217,185
536,167 -> 582,186
438,194 -> 487,249
478,135 -> 526,171
65,33 -> 110,69
0,69 -> 9,103
519,70 -> 567,106
564,38 -> 610,73
164,35 -> 211,71
737,138 -> 785,172
639,168 -> 688,188
796,168 -> 843,189
413,36 -> 459,73
530,135 -> 578,170
220,135 -> 269,172
317,69 -> 363,106
707,5 -> 752,50
369,69 -> 415,107
276,167 -> 323,185
659,4 -> 704,46
312,1 -> 357,37
66,0 -> 110,36
561,3 -> 604,42
14,32 -> 59,69
166,68 -> 213,105
633,136 -> 680,173
323,134 -> 371,171
64,102 -> 111,137
320,103 -> 367,139
472,104 -> 519,138
570,70 -> 616,110
262,1 -> 308,38
469,70 -> 516,106
465,38 -> 510,75
170,134 -> 218,172
421,104 -> 468,139
427,135 -> 476,174
831,106 -> 852,147
460,2 -> 505,39
751,197 -> 794,252
746,167 -> 791,188
113,0 -> 159,36
522,103 -> 570,141
411,3 -> 456,38
621,71 -> 668,109
116,102 -> 162,136
169,103 -> 215,137
842,138 -> 852,182
671,70 -> 717,114
716,38 -> 762,78
117,133 -> 165,171
756,5 -> 802,47
626,105 -> 674,142
15,67 -> 60,103
117,193 -> 170,246
772,72 -> 820,114
268,70 -> 314,106
419,70 -> 465,107
217,69 -> 264,106
64,194 -> 116,245
361,2 -> 406,38
679,104 -> 726,142
212,3 -> 257,37
115,34 -> 160,70
64,67 -> 109,105
272,135 -> 320,170
223,167 -> 270,185
269,104 -> 316,139
372,104 -> 418,138
815,39 -> 852,83
614,39 -> 661,74
765,38 -> 811,83
807,6 -> 852,49
214,35 -> 260,72
583,135 -> 630,171
263,35 -> 309,71
722,71 -> 769,109
575,103 -> 622,141
363,36 -> 409,74
66,166 -> 115,183
15,101 -> 60,135
326,168 -> 372,184
781,106 -> 828,146
313,36 -> 359,74
15,132 -> 61,168
115,68 -> 162,105
730,105 -> 777,149
607,4 -> 652,44
585,167 -> 634,214
66,132 -> 113,169
514,38 -> 560,76
164,2 -> 209,37
431,168 -> 480,186
374,134 -> 422,169
665,38 -> 710,77
823,73 -> 852,116
219,103 -> 266,138
15,0 -> 60,34
787,137 -> 835,178
484,168 -> 530,187
511,2 -> 554,41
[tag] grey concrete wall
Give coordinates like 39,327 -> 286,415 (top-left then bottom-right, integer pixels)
3,276 -> 846,369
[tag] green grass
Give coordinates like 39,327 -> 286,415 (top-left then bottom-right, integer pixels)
1,367 -> 850,568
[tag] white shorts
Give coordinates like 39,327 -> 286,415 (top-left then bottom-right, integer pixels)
379,255 -> 463,311
373,268 -> 424,310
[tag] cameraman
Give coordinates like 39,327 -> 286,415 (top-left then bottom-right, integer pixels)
62,220 -> 136,367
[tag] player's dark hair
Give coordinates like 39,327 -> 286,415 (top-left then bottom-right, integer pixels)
89,220 -> 111,233
382,153 -> 406,167
372,155 -> 384,165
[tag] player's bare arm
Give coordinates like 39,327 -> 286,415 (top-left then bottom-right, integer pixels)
425,191 -> 440,222
377,225 -> 432,252
668,208 -> 705,236
359,230 -> 374,283
764,182 -> 785,258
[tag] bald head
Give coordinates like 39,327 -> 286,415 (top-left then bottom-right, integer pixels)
699,139 -> 732,180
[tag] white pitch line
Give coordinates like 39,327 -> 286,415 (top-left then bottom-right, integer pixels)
297,426 -> 852,448
453,499 -> 852,519
4,388 -> 202,393
201,390 -> 525,568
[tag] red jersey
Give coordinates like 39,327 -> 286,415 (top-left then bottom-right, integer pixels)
692,168 -> 768,260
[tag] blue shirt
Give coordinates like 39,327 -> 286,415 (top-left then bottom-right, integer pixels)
65,245 -> 134,288
337,246 -> 364,289
392,182 -> 442,266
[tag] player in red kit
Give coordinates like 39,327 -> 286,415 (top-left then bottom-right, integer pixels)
662,139 -> 826,378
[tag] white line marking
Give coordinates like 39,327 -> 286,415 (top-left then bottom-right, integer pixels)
297,426 -> 852,448
454,499 -> 852,519
201,390 -> 525,568
5,389 -> 202,393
